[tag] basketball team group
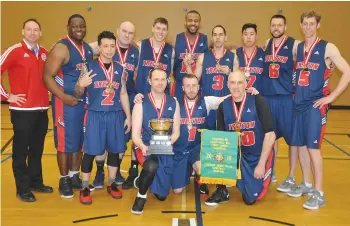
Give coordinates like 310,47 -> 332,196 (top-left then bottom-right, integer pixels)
1,9 -> 350,215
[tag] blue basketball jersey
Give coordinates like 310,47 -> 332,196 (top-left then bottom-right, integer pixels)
136,39 -> 173,95
201,50 -> 234,97
173,97 -> 208,154
141,94 -> 177,146
56,37 -> 93,96
112,44 -> 139,99
173,32 -> 208,89
86,59 -> 124,112
262,37 -> 295,96
236,47 -> 265,92
222,95 -> 264,155
294,39 -> 330,112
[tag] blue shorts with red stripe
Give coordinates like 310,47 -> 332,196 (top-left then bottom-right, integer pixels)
291,105 -> 328,149
264,95 -> 293,145
52,96 -> 85,153
237,150 -> 275,203
83,110 -> 126,156
171,147 -> 200,190
134,147 -> 174,197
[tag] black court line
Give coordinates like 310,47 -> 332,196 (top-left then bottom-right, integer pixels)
193,179 -> 204,226
1,128 -> 13,130
1,136 -> 13,153
323,137 -> 350,156
72,214 -> 118,223
1,154 -> 12,164
249,216 -> 294,226
162,211 -> 205,214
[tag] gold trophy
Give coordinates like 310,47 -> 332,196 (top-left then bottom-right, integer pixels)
148,118 -> 174,155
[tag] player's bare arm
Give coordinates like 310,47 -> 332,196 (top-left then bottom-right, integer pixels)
232,49 -> 240,71
184,53 -> 203,80
43,43 -> 79,106
292,40 -> 302,60
120,75 -> 132,133
170,99 -> 181,144
132,103 -> 146,151
314,43 -> 350,108
74,70 -> 96,97
255,131 -> 276,179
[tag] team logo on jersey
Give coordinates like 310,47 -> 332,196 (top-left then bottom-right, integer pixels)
265,55 -> 288,63
114,71 -> 119,74
247,108 -> 251,112
24,53 -> 30,58
164,54 -> 168,58
226,58 -> 230,62
41,53 -> 47,61
198,106 -> 202,110
296,62 -> 320,70
314,51 -> 319,55
131,54 -> 135,58
228,121 -> 255,130
283,46 -> 288,49
240,67 -> 263,74
200,43 -> 204,46
259,57 -> 263,61
168,106 -> 172,111
180,117 -> 205,125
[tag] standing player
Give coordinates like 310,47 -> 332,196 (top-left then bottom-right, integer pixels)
290,11 -> 350,210
262,15 -> 301,189
131,68 -> 180,215
74,31 -> 131,205
43,14 -> 94,198
205,70 -> 276,206
171,10 -> 208,99
236,23 -> 265,92
89,21 -> 140,189
135,18 -> 174,95
184,25 -> 239,130
1,19 -> 53,202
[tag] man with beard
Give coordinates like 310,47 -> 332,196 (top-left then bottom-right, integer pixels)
90,21 -> 140,190
236,23 -> 265,92
43,14 -> 94,198
262,15 -> 302,191
171,10 -> 208,100
184,25 -> 238,130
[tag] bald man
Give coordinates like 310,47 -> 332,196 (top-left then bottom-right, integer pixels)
205,70 -> 276,206
90,22 -> 140,189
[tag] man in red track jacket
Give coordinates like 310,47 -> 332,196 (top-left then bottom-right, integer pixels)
0,18 -> 53,202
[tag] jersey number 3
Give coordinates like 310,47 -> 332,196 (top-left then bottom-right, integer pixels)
212,75 -> 224,90
102,90 -> 115,105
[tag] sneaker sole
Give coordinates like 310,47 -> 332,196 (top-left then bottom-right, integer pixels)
93,185 -> 104,189
133,175 -> 140,189
131,210 -> 143,215
303,203 -> 325,210
115,181 -> 124,185
277,187 -> 292,193
60,194 -> 74,199
80,201 -> 92,205
205,200 -> 228,206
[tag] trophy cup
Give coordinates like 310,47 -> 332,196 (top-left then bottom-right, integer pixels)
148,118 -> 174,155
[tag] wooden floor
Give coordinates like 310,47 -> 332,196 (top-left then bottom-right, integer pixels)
1,104 -> 350,226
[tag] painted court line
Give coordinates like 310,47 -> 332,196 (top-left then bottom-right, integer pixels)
323,137 -> 350,156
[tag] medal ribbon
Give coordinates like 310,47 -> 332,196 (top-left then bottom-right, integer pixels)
184,96 -> 197,126
212,48 -> 227,65
116,43 -> 130,67
150,39 -> 165,67
66,35 -> 86,61
243,46 -> 257,70
98,57 -> 114,85
232,93 -> 247,127
148,93 -> 166,119
272,36 -> 287,62
303,37 -> 320,67
184,33 -> 199,54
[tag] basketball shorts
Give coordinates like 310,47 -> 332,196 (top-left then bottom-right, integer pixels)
291,105 -> 328,149
237,150 -> 275,203
134,147 -> 174,197
264,95 -> 293,145
83,110 -> 126,156
52,95 -> 85,153
171,147 -> 200,189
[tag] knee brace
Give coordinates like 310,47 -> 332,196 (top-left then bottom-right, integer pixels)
81,153 -> 95,173
107,152 -> 120,167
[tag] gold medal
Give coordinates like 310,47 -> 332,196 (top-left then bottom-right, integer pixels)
154,62 -> 160,68
105,83 -> 114,93
271,64 -> 276,69
235,121 -> 241,132
187,123 -> 193,130
245,72 -> 250,78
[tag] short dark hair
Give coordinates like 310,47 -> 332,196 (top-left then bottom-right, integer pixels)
153,17 -> 168,29
242,23 -> 257,34
186,10 -> 201,20
270,14 -> 287,24
98,31 -> 116,46
23,18 -> 41,30
182,74 -> 199,84
212,25 -> 226,36
68,14 -> 86,26
149,68 -> 167,79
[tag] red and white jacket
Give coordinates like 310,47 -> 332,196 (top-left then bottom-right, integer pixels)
0,39 -> 49,111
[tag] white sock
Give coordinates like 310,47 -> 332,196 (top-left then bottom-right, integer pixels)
61,175 -> 69,178
304,182 -> 312,188
69,171 -> 79,178
137,192 -> 147,199
318,191 -> 324,196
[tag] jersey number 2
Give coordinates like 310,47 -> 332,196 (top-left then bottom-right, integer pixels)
101,90 -> 115,106
247,75 -> 256,88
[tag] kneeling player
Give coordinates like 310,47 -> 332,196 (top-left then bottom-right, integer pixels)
205,70 -> 275,206
74,31 -> 131,204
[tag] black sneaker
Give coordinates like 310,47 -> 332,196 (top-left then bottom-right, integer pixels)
199,184 -> 209,196
122,168 -> 138,190
131,197 -> 147,215
59,176 -> 74,199
204,186 -> 229,206
71,173 -> 82,190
